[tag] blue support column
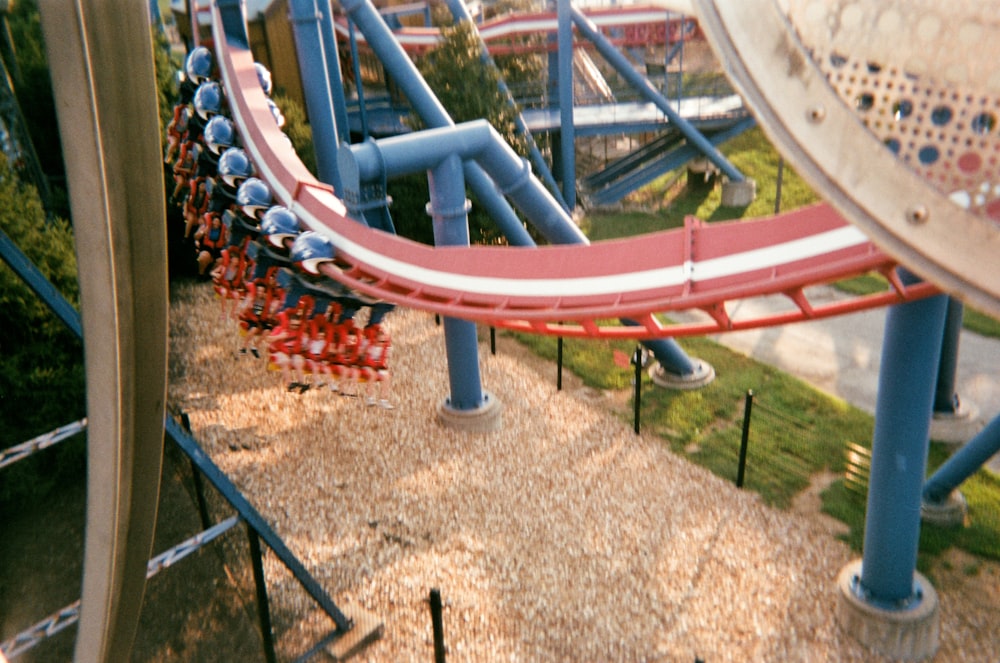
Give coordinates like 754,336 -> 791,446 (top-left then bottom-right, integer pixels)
933,296 -> 964,414
859,273 -> 948,604
427,154 -> 493,419
556,0 -> 576,210
347,21 -> 369,139
924,414 -> 1000,504
289,0 -> 343,195
836,271 -> 945,660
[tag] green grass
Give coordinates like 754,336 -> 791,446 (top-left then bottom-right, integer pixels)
519,127 -> 1000,569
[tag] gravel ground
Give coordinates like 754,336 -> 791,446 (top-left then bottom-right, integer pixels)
168,282 -> 999,662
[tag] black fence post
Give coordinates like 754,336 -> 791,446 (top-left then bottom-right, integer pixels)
247,526 -> 278,663
632,346 -> 642,435
180,411 -> 212,529
556,336 -> 564,391
429,588 -> 446,663
736,389 -> 754,488
490,326 -> 496,355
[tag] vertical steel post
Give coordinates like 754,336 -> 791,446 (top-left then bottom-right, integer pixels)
737,390 -> 753,488
933,296 -> 964,414
557,335 -> 564,391
860,271 -> 948,604
315,0 -> 352,147
347,20 -> 370,140
429,588 -> 446,663
633,346 -> 642,434
429,153 -> 485,410
247,526 -> 278,663
289,0 -> 343,194
557,0 -> 576,210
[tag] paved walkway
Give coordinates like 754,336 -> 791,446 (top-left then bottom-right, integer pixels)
678,285 -> 1000,473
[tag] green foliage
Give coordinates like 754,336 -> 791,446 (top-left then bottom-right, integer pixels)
386,173 -> 435,245
273,92 -> 318,177
152,29 -> 183,142
615,126 -> 820,223
0,154 -> 86,508
6,0 -> 61,187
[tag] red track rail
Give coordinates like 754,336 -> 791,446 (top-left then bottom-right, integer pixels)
213,9 -> 937,340
333,6 -> 703,55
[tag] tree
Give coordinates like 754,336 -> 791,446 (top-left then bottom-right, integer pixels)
0,152 -> 85,508
409,19 -> 547,245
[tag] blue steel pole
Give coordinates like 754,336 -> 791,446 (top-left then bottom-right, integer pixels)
347,21 -> 369,140
428,153 -> 486,410
933,296 -> 964,414
316,0 -> 352,147
289,0 -> 343,195
924,414 -> 1000,504
557,0 -> 576,210
860,271 -> 948,605
570,6 -> 745,183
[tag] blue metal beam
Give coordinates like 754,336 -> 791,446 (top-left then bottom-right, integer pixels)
289,0 -> 344,195
428,152 -> 487,410
570,6 -> 745,183
860,271 -> 948,605
165,416 -> 353,632
0,228 -> 82,339
924,414 -> 1000,504
557,0 -> 576,209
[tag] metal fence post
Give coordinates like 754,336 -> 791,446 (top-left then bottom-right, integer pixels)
557,336 -> 564,390
633,346 -> 642,434
429,588 -> 446,663
737,389 -> 754,488
247,526 -> 278,663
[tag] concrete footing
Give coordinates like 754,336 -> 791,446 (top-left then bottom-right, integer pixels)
836,560 -> 940,661
921,490 -> 968,528
437,391 -> 503,432
721,178 -> 756,206
929,401 -> 981,446
648,359 -> 715,390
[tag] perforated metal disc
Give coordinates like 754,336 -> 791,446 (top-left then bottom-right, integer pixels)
694,0 -> 1000,317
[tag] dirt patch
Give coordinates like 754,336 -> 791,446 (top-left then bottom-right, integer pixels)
790,469 -> 851,537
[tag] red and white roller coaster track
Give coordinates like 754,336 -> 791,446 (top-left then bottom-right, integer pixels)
213,5 -> 936,341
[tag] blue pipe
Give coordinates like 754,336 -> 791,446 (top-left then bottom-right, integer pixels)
924,414 -> 1000,504
557,0 -> 576,209
345,121 -> 568,231
315,0 -> 352,146
289,0 -> 343,195
340,0 -> 540,247
347,21 -> 369,139
859,270 -> 948,606
570,6 -> 745,183
428,153 -> 486,410
441,0 -> 569,211
934,296 -> 964,414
